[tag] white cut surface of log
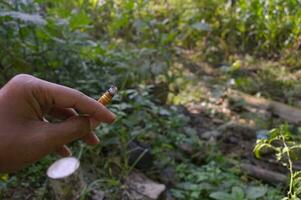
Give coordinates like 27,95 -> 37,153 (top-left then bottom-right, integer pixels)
47,157 -> 86,200
47,157 -> 80,179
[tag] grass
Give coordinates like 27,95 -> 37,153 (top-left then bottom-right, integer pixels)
227,57 -> 301,105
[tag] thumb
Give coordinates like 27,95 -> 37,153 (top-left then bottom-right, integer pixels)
45,116 -> 91,148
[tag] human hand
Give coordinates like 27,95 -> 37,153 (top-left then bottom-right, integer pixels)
0,74 -> 115,172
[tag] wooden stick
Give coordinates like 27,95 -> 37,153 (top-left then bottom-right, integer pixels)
227,89 -> 301,124
240,163 -> 287,185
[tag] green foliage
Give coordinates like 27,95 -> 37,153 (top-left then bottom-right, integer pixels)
73,87 -> 192,197
228,59 -> 301,104
0,173 -> 9,195
254,124 -> 301,200
1,0 -> 301,199
163,0 -> 301,63
171,161 -> 282,200
0,0 -> 172,89
1,0 -> 301,86
210,186 -> 267,200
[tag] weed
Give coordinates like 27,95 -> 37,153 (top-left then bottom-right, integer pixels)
254,124 -> 301,200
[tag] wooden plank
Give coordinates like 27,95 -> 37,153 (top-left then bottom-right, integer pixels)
227,89 -> 301,124
241,163 -> 287,185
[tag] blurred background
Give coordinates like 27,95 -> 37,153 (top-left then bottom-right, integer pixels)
1,0 -> 301,199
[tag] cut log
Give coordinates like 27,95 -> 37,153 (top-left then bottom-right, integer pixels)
227,89 -> 301,124
240,163 -> 287,185
47,157 -> 86,200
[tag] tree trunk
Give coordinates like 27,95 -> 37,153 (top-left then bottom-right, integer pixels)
47,157 -> 86,200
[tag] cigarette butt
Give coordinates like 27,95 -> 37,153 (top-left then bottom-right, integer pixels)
98,86 -> 117,105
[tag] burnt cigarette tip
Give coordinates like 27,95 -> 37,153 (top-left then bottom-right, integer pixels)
108,85 -> 117,96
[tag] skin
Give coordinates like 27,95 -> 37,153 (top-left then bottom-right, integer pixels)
0,74 -> 116,172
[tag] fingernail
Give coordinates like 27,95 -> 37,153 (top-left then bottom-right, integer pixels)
90,132 -> 100,145
109,113 -> 116,124
89,118 -> 100,130
66,148 -> 72,156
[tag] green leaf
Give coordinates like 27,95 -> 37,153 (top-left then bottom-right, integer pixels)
293,173 -> 301,196
253,140 -> 271,158
177,182 -> 199,190
191,22 -> 211,31
102,137 -> 119,145
69,12 -> 90,29
232,186 -> 244,199
0,11 -> 46,25
210,191 -> 232,200
246,186 -> 267,199
0,174 -> 8,182
268,128 -> 279,139
171,189 -> 185,199
35,28 -> 51,41
125,0 -> 135,10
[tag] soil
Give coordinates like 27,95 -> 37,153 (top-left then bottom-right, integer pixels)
180,66 -> 292,180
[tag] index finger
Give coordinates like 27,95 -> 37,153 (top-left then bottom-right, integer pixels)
33,78 -> 116,126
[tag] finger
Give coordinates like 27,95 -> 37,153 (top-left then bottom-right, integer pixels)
33,79 -> 115,128
82,131 -> 100,145
42,116 -> 92,148
49,108 -> 77,156
56,145 -> 72,157
19,117 -> 86,165
48,107 -> 77,120
40,116 -> 100,151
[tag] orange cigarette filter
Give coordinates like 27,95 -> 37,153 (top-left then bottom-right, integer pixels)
98,86 -> 117,105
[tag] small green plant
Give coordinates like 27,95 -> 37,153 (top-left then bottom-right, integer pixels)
210,185 -> 268,200
254,124 -> 301,200
171,161 -> 282,200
